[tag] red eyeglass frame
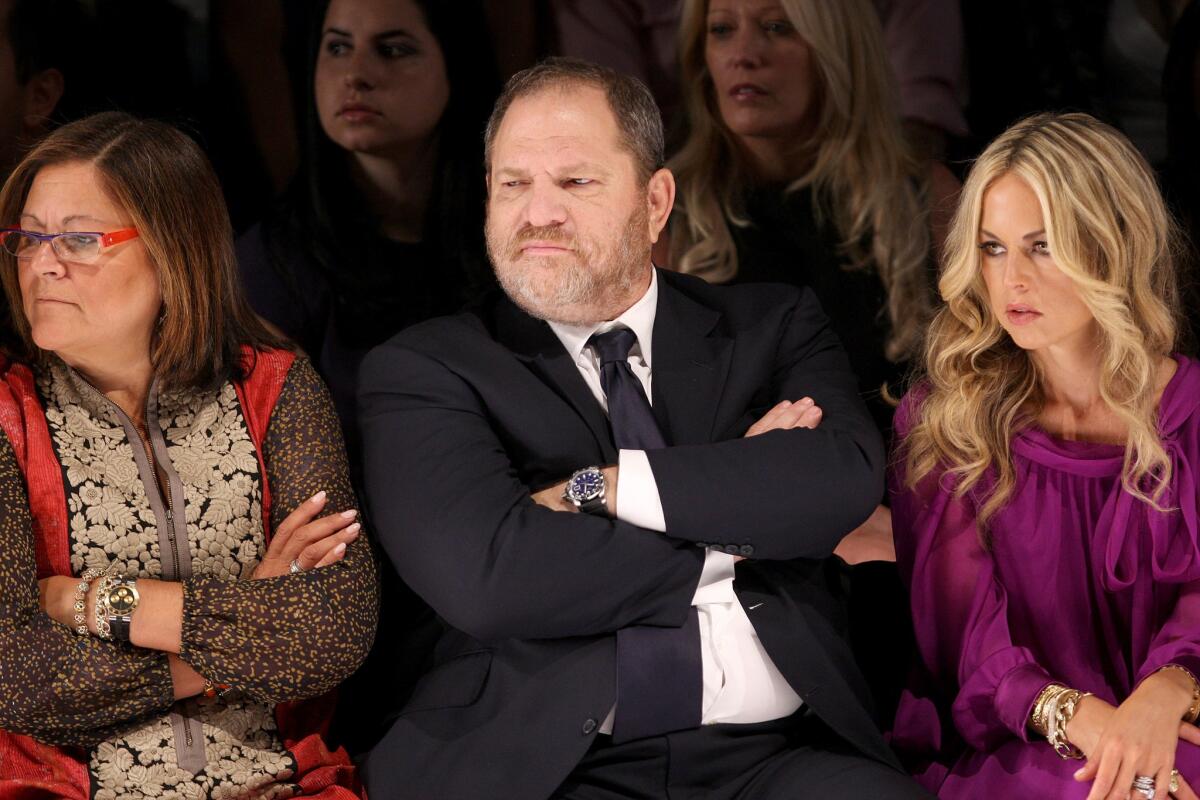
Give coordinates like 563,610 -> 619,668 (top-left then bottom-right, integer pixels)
0,227 -> 140,249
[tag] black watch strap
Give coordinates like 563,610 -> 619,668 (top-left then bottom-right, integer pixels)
578,494 -> 607,515
109,616 -> 133,642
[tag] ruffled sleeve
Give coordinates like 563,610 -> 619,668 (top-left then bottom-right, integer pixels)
890,391 -> 1053,755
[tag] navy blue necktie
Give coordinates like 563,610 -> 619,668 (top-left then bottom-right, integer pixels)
588,328 -> 703,742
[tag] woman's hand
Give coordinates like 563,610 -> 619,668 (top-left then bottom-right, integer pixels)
37,575 -> 79,627
1073,670 -> 1198,799
251,490 -> 360,579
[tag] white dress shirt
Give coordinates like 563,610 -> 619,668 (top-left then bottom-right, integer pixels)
547,269 -> 803,733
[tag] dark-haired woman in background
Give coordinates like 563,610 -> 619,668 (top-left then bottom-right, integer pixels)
236,0 -> 501,755
237,0 -> 500,467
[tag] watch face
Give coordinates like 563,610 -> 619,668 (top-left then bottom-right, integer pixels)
107,584 -> 139,615
568,470 -> 604,502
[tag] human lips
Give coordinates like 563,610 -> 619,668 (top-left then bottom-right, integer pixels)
338,101 -> 382,122
1005,303 -> 1042,325
519,240 -> 573,256
729,82 -> 769,101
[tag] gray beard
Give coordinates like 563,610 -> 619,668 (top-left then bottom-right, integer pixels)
487,210 -> 649,326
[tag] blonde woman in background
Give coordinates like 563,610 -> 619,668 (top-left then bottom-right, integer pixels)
891,112 -> 1200,799
665,0 -> 958,436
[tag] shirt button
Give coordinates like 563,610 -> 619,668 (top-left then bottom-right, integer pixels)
723,544 -> 740,555
739,544 -> 754,556
582,718 -> 597,735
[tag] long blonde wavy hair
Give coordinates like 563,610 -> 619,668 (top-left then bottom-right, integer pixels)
669,0 -> 931,361
903,112 -> 1182,528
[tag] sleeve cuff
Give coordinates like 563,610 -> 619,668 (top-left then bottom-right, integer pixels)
994,660 -> 1054,742
1137,653 -> 1200,688
952,646 -> 1051,748
692,550 -> 737,605
616,449 -> 666,532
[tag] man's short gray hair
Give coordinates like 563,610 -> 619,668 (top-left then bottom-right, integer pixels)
483,57 -> 665,184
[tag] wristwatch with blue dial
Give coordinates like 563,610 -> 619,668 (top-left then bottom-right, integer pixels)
563,466 -> 607,515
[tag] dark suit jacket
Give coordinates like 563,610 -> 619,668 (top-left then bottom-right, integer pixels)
357,269 -> 896,799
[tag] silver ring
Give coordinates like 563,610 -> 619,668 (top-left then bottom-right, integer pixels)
289,558 -> 303,574
1133,776 -> 1156,799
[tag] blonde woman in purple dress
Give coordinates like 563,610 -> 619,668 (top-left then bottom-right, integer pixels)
890,112 -> 1200,800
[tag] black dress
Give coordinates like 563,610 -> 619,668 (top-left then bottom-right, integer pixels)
725,185 -> 906,435
237,222 -> 472,469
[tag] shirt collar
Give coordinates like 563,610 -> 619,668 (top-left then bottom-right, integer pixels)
547,267 -> 658,367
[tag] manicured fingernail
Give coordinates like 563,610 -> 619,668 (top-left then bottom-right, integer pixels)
310,491 -> 327,503
346,523 -> 361,534
799,397 -> 814,406
334,543 -> 347,555
341,509 -> 357,519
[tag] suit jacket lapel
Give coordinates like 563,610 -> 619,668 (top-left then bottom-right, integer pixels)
494,297 -> 619,464
650,273 -> 734,446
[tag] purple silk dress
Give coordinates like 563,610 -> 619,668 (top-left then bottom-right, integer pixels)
889,355 -> 1200,797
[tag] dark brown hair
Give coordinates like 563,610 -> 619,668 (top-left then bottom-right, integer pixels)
483,57 -> 664,183
0,111 -> 286,388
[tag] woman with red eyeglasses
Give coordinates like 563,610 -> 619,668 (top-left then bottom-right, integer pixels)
0,111 -> 376,799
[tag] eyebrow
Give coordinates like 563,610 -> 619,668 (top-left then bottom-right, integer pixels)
19,212 -> 113,228
492,163 -> 613,181
557,162 -> 611,177
978,228 -> 1046,241
493,167 -> 529,181
323,26 -> 418,39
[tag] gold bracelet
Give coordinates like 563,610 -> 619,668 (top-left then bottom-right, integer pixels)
1159,664 -> 1200,724
1030,683 -> 1067,737
72,567 -> 103,636
1049,689 -> 1091,760
92,576 -> 116,640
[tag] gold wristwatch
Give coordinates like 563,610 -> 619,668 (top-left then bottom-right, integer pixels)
101,578 -> 140,642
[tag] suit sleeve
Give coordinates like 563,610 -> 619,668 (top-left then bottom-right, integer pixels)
358,340 -> 705,643
645,288 -> 885,560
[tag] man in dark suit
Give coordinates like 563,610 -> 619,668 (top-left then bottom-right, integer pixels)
358,58 -> 929,800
